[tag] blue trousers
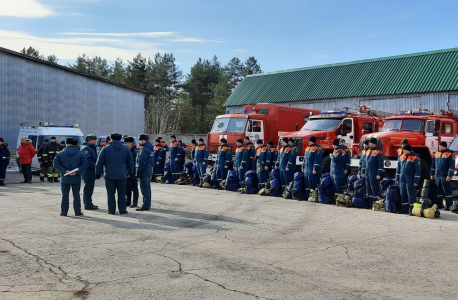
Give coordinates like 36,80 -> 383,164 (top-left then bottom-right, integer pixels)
304,171 -> 318,198
152,163 -> 164,181
61,183 -> 81,215
238,167 -> 246,184
139,176 -> 151,210
366,175 -> 380,207
83,180 -> 95,207
257,164 -> 268,185
170,160 -> 182,183
400,180 -> 416,212
331,173 -> 345,194
196,162 -> 206,185
216,165 -> 228,184
436,179 -> 453,209
0,163 -> 6,184
105,179 -> 127,214
280,168 -> 294,190
126,176 -> 139,206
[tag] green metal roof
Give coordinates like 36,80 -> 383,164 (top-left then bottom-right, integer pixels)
224,47 -> 458,107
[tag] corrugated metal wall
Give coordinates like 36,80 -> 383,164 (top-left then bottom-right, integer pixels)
227,91 -> 457,115
0,51 -> 145,146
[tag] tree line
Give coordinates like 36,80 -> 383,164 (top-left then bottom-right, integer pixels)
21,46 -> 262,134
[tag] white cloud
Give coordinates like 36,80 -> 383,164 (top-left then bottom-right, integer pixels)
0,30 -> 164,61
60,31 -> 177,37
0,0 -> 57,18
169,37 -> 225,43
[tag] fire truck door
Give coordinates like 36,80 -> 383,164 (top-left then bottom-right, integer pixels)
338,118 -> 354,154
425,120 -> 439,155
245,120 -> 264,142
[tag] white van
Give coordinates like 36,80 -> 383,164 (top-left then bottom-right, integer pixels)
17,123 -> 85,171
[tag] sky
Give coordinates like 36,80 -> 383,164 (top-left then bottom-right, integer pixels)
1,0 -> 458,75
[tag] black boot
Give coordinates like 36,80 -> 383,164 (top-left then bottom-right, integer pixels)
54,177 -> 60,183
48,178 -> 53,183
40,177 -> 44,182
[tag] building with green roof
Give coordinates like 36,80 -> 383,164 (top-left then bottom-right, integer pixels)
223,48 -> 458,114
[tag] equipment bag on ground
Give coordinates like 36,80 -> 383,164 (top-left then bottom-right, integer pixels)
241,170 -> 259,194
269,169 -> 282,197
347,174 -> 358,193
412,202 -> 440,219
318,173 -> 334,204
191,166 -> 200,186
162,162 -> 173,184
292,172 -> 307,200
379,177 -> 395,199
225,170 -> 240,192
352,178 -> 369,208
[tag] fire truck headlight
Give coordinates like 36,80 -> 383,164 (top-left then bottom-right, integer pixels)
455,171 -> 458,175
384,161 -> 391,168
299,157 -> 304,162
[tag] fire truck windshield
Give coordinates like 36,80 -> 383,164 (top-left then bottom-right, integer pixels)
211,117 -> 247,133
300,118 -> 341,132
383,119 -> 425,132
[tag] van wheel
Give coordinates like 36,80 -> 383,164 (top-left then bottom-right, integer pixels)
320,156 -> 331,175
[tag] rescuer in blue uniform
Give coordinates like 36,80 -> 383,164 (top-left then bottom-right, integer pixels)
195,138 -> 209,186
0,138 -> 10,186
275,137 -> 291,190
302,136 -> 322,199
266,141 -> 277,174
396,144 -> 421,215
330,138 -> 346,194
152,139 -> 166,182
124,136 -> 139,208
216,138 -> 232,186
159,137 -> 169,152
285,138 -> 299,185
358,139 -> 370,178
190,139 -> 197,163
256,139 -> 269,185
136,134 -> 153,211
80,134 -> 99,210
244,136 -> 256,170
169,135 -> 183,183
431,141 -> 455,210
365,137 -> 384,207
179,140 -> 187,170
234,139 -> 248,183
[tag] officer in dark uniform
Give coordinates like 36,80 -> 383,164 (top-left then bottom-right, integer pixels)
302,136 -> 322,199
0,138 -> 10,186
190,139 -> 197,163
244,137 -> 256,170
124,136 -> 139,208
37,139 -> 49,182
358,139 -> 370,178
159,137 -> 170,152
136,134 -> 154,211
152,139 -> 166,182
96,133 -> 134,215
43,136 -> 62,182
286,138 -> 299,184
396,144 -> 420,215
266,141 -> 277,174
54,138 -> 88,216
60,140 -> 66,150
365,137 -> 384,207
234,139 -> 248,183
330,138 -> 346,194
80,134 -> 99,210
276,137 -> 291,190
340,139 -> 351,178
169,135 -> 183,183
216,138 -> 232,186
431,141 -> 455,210
195,138 -> 209,186
255,139 -> 269,185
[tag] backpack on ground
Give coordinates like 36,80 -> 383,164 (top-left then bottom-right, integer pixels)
421,179 -> 440,207
175,171 -> 189,185
225,170 -> 240,192
292,172 -> 307,200
336,193 -> 352,207
308,189 -> 318,202
162,162 -> 172,184
202,168 -> 214,188
318,173 -> 334,204
191,166 -> 200,186
385,184 -> 408,213
352,178 -> 369,208
379,177 -> 395,199
372,198 -> 386,211
269,169 -> 282,197
283,181 -> 294,199
240,170 -> 259,194
347,174 -> 358,193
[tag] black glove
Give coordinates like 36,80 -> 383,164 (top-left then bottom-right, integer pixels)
96,175 -> 101,180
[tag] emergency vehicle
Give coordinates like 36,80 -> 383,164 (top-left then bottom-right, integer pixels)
355,109 -> 458,180
17,123 -> 85,171
281,105 -> 389,172
207,104 -> 321,161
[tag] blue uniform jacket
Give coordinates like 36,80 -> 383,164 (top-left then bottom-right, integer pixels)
130,146 -> 138,173
431,150 -> 455,179
288,145 -> 299,170
330,146 -> 346,175
256,145 -> 268,168
195,143 -> 209,163
96,141 -> 134,180
190,144 -> 197,162
244,142 -> 256,169
302,144 -> 322,173
136,142 -> 153,177
153,145 -> 166,165
359,148 -> 370,176
235,146 -> 248,169
267,147 -> 278,170
0,144 -> 10,166
160,142 -> 170,152
365,147 -> 384,177
276,146 -> 291,169
396,151 -> 421,184
53,146 -> 88,185
80,142 -> 98,181
169,141 -> 183,161
217,144 -> 232,167
341,145 -> 351,172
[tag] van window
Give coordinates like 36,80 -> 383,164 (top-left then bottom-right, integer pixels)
342,119 -> 352,133
425,120 -> 435,133
442,123 -> 453,134
28,135 -> 38,148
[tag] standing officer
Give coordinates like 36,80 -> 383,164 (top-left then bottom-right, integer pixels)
80,134 -> 99,210
234,139 -> 248,184
244,137 -> 256,170
60,140 -> 66,150
266,141 -> 278,174
275,137 -> 291,190
396,144 -> 420,215
358,139 -> 370,178
37,139 -> 49,182
398,138 -> 409,166
124,137 -> 139,208
302,136 -> 322,199
431,141 -> 455,210
340,139 -> 351,180
159,137 -> 170,152
43,136 -> 62,183
178,140 -> 187,169
169,135 -> 183,183
365,138 -> 384,207
190,139 -> 197,164
152,139 -> 166,182
0,138 -> 10,186
216,138 -> 232,186
53,138 -> 88,216
256,139 -> 269,185
195,138 -> 209,186
330,138 -> 346,194
96,133 -> 134,215
136,134 -> 153,211
286,138 -> 299,184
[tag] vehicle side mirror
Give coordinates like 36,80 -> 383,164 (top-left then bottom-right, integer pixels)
433,132 -> 439,137
362,129 -> 369,134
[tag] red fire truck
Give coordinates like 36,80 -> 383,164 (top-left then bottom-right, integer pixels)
206,104 -> 321,161
354,109 -> 458,180
281,105 -> 388,173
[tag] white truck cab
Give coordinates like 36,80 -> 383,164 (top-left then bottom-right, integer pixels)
17,123 -> 85,171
